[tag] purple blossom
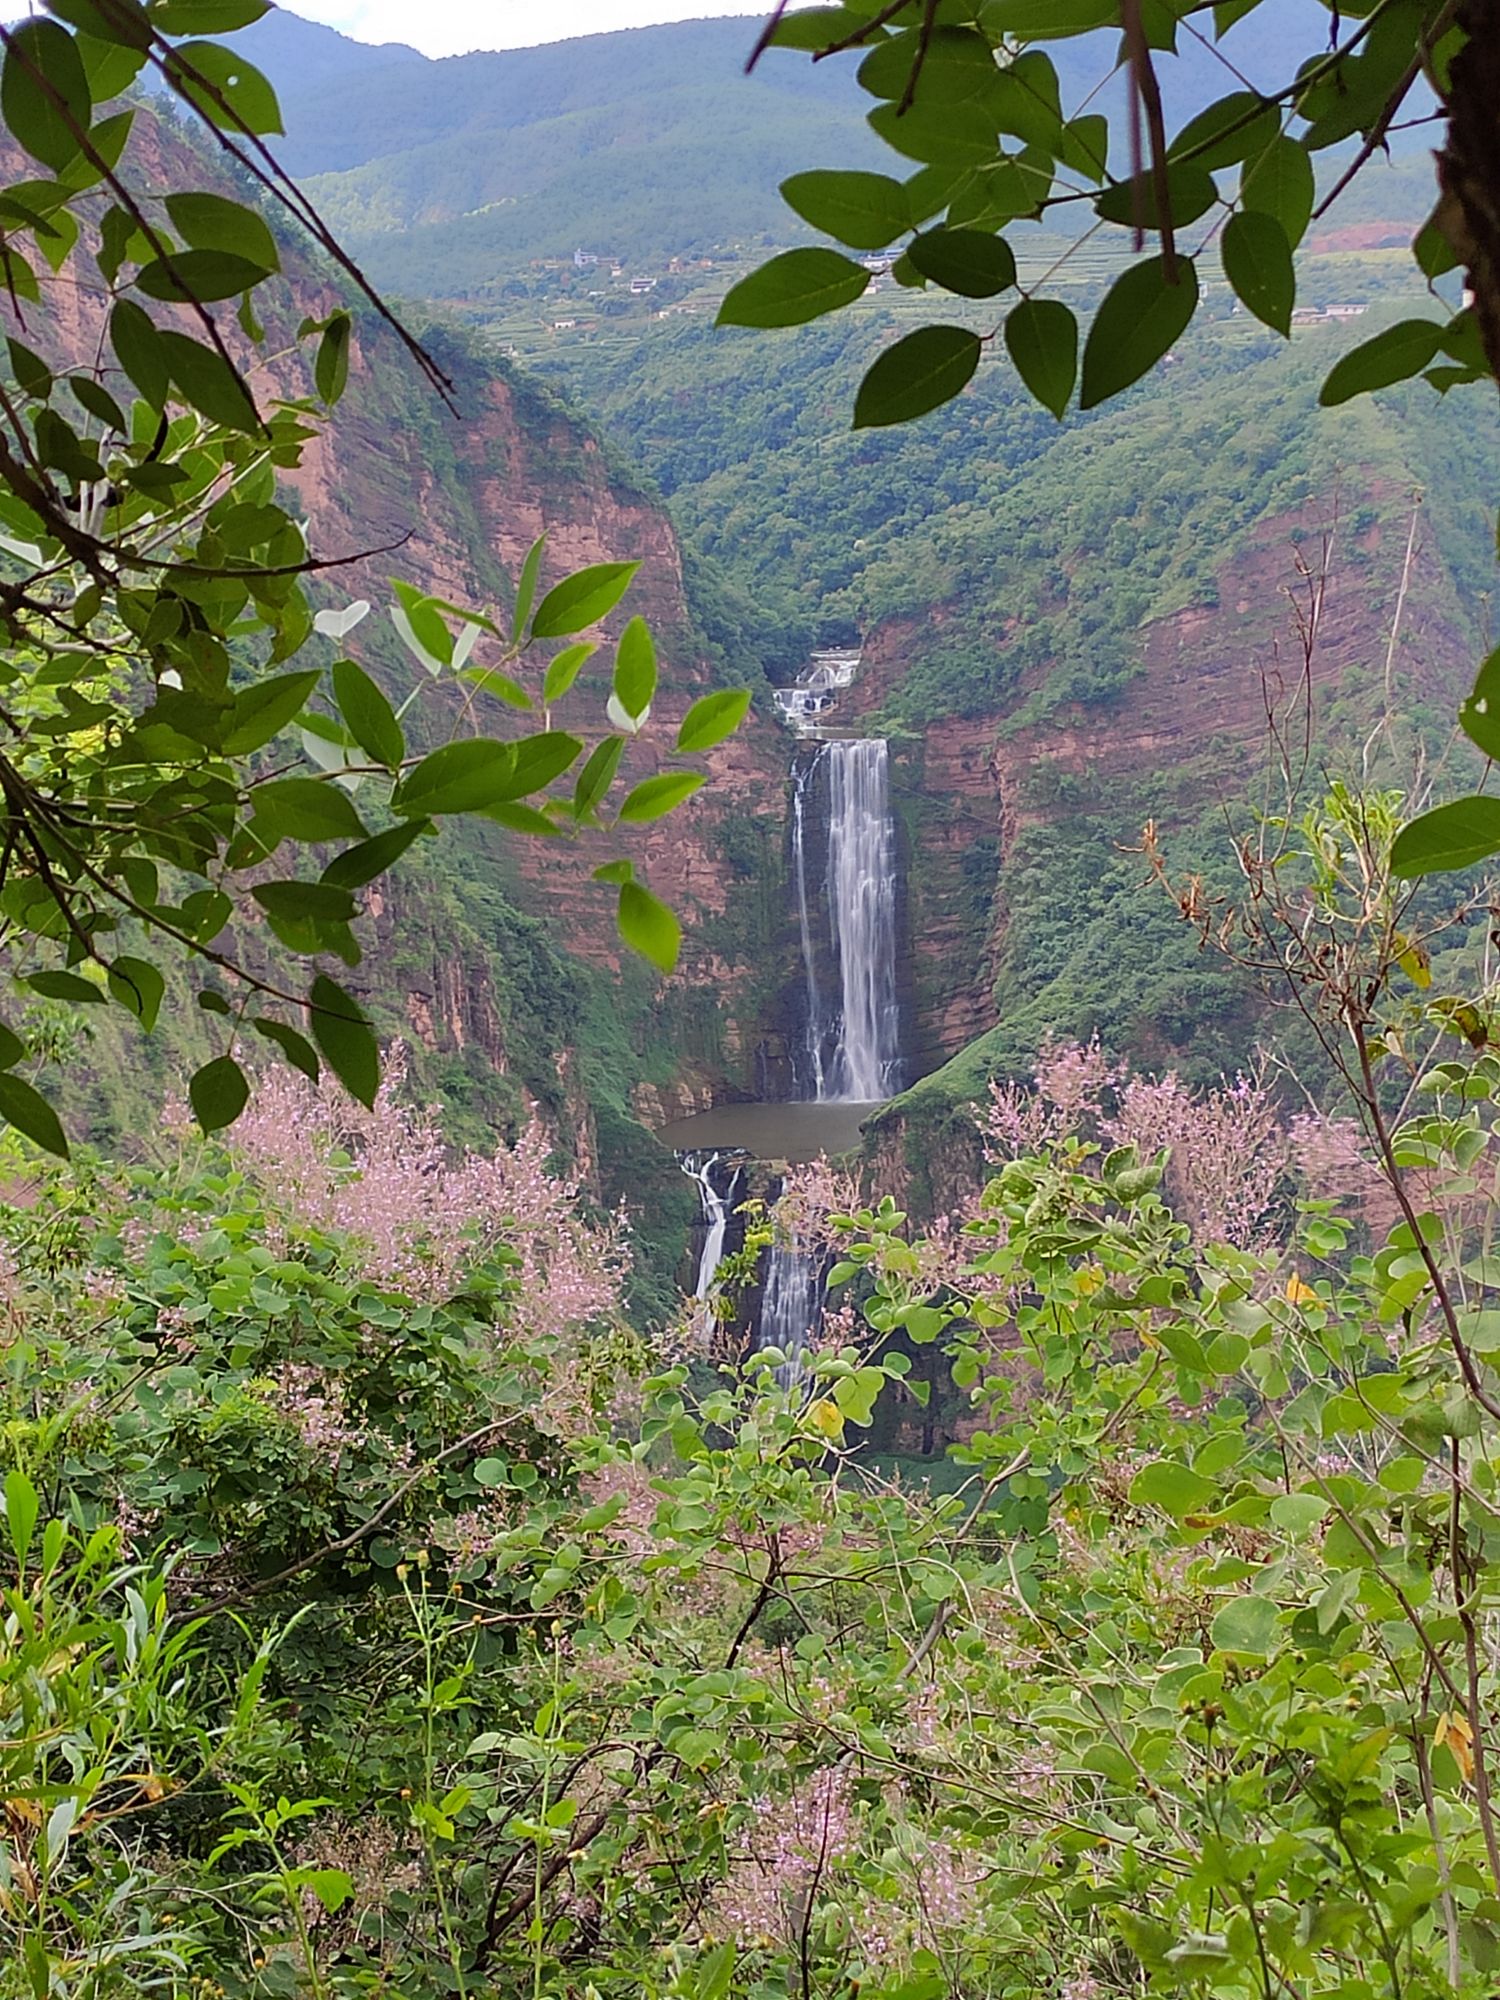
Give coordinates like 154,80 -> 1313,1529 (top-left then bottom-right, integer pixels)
229,1048 -> 629,1331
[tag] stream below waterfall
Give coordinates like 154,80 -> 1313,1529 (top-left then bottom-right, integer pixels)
673,683 -> 906,1369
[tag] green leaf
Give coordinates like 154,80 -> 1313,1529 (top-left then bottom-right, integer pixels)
164,189 -> 279,270
906,227 -> 1016,298
0,1071 -> 68,1156
158,328 -> 261,433
867,98 -> 1001,168
574,737 -> 625,820
858,24 -> 997,103
390,579 -> 454,668
152,0 -> 271,27
531,562 -> 639,640
617,771 -> 704,823
980,0 -> 1114,32
612,616 -> 657,722
1169,90 -> 1279,171
1003,297 -> 1077,418
109,298 -> 169,411
107,954 -> 164,1030
617,880 -> 681,973
166,40 -> 282,134
251,776 -> 366,845
315,311 -> 352,405
678,687 -> 751,754
136,248 -> 271,301
332,658 -> 403,769
543,641 -> 594,706
1210,1592 -> 1279,1657
511,532 -> 545,639
1095,163 -> 1218,230
0,1024 -> 24,1069
1269,1491 -> 1329,1536
491,731 -> 583,800
3,21 -> 92,173
481,801 -> 562,836
1460,648 -> 1500,761
717,248 -> 869,330
1128,1459 -> 1215,1519
396,739 -> 516,816
1240,133 -> 1315,249
307,974 -> 378,1107
222,669 -> 319,754
321,818 -> 429,890
190,1054 -> 249,1134
69,373 -> 127,432
780,169 -> 910,250
250,1016 -> 319,1081
1391,796 -> 1500,878
26,970 -> 103,1002
1221,208 -> 1294,335
252,880 -> 357,924
461,666 -> 532,710
4,1469 -> 38,1566
8,339 -> 52,399
1319,318 -> 1446,407
854,326 -> 981,430
1080,255 -> 1199,409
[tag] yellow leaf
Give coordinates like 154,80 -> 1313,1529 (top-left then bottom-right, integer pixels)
1436,1710 -> 1475,1784
805,1398 -> 845,1440
1396,936 -> 1432,989
1285,1273 -> 1318,1306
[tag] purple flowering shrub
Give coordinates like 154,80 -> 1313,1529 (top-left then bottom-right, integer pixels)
3,996 -> 1500,1996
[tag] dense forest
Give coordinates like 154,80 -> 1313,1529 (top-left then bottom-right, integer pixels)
2,0 -> 1500,1995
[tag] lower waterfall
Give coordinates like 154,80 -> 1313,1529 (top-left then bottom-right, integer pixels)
680,1150 -> 743,1333
758,1229 -> 820,1379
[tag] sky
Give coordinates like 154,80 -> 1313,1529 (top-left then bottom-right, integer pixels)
282,0 -> 777,59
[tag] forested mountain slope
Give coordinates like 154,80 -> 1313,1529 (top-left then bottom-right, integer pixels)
28,102 -> 794,1309
535,289 -> 1497,1181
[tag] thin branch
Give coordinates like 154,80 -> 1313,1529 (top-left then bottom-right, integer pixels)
1120,0 -> 1178,280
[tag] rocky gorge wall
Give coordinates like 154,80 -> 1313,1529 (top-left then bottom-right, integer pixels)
835,483 -> 1491,1210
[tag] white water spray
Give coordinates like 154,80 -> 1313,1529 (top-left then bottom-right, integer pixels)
680,1150 -> 742,1333
790,739 -> 902,1103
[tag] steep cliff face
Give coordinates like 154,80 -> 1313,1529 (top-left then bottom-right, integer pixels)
843,482 -> 1488,1205
23,107 -> 792,1307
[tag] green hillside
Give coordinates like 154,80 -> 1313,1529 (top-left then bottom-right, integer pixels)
240,2 -> 1381,287
532,276 -> 1495,723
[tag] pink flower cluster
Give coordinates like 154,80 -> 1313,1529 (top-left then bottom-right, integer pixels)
711,1765 -> 856,1947
976,1038 -> 1377,1251
270,1363 -> 365,1465
229,1049 -> 628,1331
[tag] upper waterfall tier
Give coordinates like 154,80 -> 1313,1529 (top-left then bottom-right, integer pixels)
791,738 -> 903,1105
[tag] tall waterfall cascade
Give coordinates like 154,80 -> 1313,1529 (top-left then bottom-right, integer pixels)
671,650 -> 906,1369
792,738 -> 903,1105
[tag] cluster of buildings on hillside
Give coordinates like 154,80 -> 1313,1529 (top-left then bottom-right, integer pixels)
1289,302 -> 1369,325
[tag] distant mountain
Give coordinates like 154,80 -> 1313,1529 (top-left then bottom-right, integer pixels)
252,14 -> 876,275
236,5 -> 427,92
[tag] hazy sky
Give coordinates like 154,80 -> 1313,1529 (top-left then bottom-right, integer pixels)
284,1 -> 777,58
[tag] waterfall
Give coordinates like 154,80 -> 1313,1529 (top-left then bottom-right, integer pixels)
759,1236 -> 819,1380
790,739 -> 902,1104
790,756 -> 828,1101
826,738 -> 901,1101
680,1150 -> 742,1333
